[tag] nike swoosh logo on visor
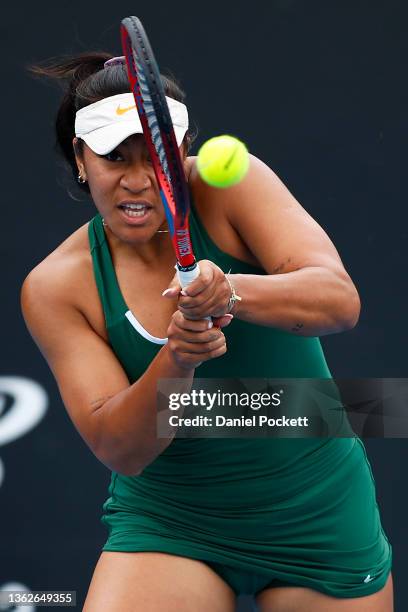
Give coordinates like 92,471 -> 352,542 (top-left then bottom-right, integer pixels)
116,104 -> 136,115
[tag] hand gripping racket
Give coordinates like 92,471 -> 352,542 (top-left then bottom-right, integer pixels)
120,16 -> 201,292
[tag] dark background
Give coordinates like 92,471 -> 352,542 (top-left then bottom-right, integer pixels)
1,1 -> 406,610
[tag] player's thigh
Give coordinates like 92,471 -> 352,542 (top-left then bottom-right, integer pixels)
255,572 -> 393,612
83,551 -> 236,612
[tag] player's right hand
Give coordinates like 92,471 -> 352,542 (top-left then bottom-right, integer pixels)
166,311 -> 232,370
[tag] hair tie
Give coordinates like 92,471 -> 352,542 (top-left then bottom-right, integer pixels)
104,56 -> 126,69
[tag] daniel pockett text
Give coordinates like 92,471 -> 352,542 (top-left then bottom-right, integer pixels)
167,389 -> 308,429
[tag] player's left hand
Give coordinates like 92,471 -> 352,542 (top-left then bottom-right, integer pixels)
162,260 -> 231,319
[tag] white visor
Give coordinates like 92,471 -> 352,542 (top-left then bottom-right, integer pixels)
75,92 -> 189,154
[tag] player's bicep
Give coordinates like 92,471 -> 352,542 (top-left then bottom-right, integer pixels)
225,155 -> 346,275
20,272 -> 130,453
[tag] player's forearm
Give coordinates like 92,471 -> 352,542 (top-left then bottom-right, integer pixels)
91,345 -> 193,475
229,268 -> 360,336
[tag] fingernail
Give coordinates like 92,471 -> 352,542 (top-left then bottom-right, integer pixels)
161,288 -> 173,297
224,314 -> 234,320
180,289 -> 188,296
207,321 -> 213,329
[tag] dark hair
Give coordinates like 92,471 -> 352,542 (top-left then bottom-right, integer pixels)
29,52 -> 196,193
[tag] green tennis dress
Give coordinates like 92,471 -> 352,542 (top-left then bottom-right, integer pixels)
88,203 -> 392,599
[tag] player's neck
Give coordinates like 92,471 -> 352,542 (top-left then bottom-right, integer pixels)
103,223 -> 176,267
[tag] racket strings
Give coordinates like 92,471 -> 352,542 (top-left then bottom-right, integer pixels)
133,48 -> 188,219
123,19 -> 190,224
134,53 -> 171,182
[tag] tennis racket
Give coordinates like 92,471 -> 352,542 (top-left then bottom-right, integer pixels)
120,16 -> 200,291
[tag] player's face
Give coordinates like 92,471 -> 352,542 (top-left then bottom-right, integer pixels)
74,135 -> 168,242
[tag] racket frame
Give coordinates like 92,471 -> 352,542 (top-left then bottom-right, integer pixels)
120,16 -> 198,280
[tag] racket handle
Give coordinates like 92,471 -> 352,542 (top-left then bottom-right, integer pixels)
176,263 -> 212,322
177,263 -> 200,289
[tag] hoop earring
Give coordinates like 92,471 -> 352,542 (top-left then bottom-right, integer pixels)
77,172 -> 87,184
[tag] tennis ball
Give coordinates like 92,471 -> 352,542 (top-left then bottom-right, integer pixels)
197,135 -> 249,188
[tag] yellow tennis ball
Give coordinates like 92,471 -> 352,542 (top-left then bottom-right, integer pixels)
196,135 -> 249,188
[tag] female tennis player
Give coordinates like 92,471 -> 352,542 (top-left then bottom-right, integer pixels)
21,53 -> 393,611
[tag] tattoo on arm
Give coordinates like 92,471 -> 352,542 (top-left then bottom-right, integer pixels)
272,257 -> 293,275
291,323 -> 304,333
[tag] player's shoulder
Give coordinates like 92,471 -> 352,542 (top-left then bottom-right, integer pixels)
187,152 -> 281,222
187,152 -> 277,195
185,155 -> 264,266
21,221 -> 93,310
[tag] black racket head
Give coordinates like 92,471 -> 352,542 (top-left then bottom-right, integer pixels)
120,16 -> 196,269
121,16 -> 190,222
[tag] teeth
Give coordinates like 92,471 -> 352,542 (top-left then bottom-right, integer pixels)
122,207 -> 148,218
123,204 -> 146,210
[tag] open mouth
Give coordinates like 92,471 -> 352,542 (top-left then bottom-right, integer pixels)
116,200 -> 156,226
119,202 -> 152,218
